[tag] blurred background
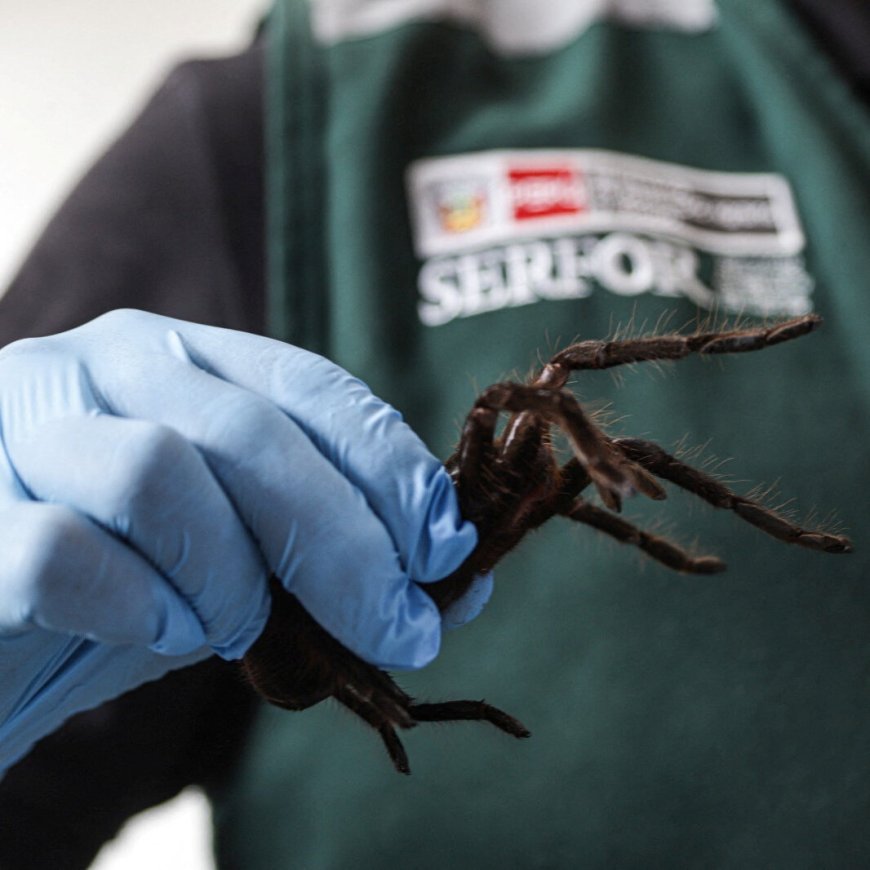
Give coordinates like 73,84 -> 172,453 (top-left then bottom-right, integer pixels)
0,0 -> 266,289
0,1 -> 266,866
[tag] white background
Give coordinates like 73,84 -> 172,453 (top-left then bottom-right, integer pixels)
1,2 -> 267,867
0,0 -> 266,289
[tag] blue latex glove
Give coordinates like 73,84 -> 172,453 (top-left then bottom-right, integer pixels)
0,309 -> 480,772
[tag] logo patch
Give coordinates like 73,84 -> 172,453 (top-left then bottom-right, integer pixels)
431,179 -> 491,234
406,149 -> 814,326
508,167 -> 587,221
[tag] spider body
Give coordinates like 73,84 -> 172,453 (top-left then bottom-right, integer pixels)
241,314 -> 852,774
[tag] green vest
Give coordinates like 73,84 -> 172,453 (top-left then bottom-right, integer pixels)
216,1 -> 870,866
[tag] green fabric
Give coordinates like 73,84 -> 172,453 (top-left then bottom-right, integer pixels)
266,0 -> 329,352
219,1 -> 870,866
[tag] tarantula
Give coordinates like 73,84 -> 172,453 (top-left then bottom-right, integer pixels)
241,313 -> 852,774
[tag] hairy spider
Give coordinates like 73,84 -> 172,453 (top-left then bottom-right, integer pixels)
241,314 -> 852,774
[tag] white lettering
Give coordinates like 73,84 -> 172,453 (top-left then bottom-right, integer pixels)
416,232 -> 809,326
545,237 -> 593,299
457,250 -> 512,316
418,258 -> 463,326
504,242 -> 553,307
591,233 -> 654,296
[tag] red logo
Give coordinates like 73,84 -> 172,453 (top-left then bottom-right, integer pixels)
508,166 -> 586,221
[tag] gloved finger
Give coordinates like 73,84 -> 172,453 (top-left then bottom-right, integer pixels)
0,500 -> 208,653
5,414 -> 270,658
440,572 -> 495,631
180,329 -> 475,583
51,352 -> 444,669
74,311 -> 477,583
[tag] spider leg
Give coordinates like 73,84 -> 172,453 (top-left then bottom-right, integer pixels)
536,314 -> 821,388
333,669 -> 418,730
334,685 -> 415,775
451,406 -> 498,500
334,687 -> 531,774
409,700 -> 531,738
471,383 -> 665,508
563,498 -> 726,574
519,457 -> 593,531
615,437 -> 853,553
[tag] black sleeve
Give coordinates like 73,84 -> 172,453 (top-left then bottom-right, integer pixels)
0,660 -> 259,870
789,0 -> 870,105
0,42 -> 266,342
0,43 -> 266,870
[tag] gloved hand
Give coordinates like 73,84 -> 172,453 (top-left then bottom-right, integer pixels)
0,309 -> 481,772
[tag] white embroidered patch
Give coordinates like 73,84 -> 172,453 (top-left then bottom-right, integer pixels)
310,0 -> 718,55
408,150 -> 803,259
406,149 -> 814,325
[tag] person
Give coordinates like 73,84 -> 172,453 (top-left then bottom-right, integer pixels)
0,0 -> 868,866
